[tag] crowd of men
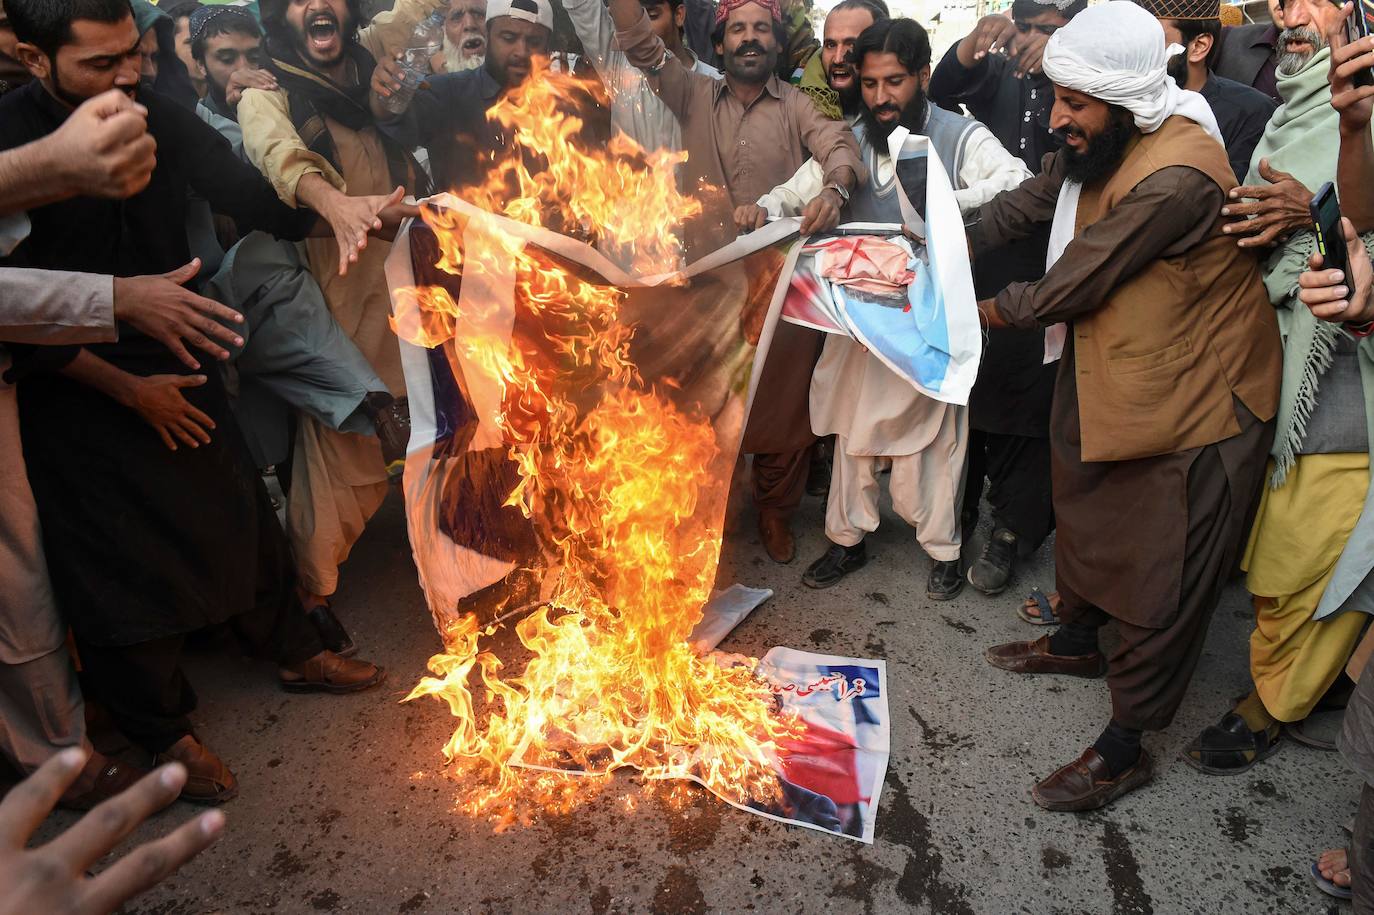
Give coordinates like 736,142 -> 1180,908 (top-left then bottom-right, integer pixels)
1,0 -> 1374,908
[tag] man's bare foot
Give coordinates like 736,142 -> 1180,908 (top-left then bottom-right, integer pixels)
1019,589 -> 1063,624
1318,847 -> 1352,887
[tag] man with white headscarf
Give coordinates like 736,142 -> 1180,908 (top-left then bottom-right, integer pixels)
971,0 -> 1283,811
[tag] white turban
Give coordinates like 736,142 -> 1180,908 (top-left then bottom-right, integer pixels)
1041,1 -> 1223,143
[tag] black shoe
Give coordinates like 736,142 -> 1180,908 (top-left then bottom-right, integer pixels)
304,602 -> 357,658
927,559 -> 963,601
967,527 -> 1018,595
802,541 -> 867,589
363,392 -> 410,469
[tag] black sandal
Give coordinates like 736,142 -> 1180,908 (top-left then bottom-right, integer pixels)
1180,712 -> 1282,775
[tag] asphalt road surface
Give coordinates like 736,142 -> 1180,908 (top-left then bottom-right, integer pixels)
40,485 -> 1357,914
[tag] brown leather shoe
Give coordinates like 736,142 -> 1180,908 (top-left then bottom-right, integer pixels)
58,750 -> 148,811
1032,747 -> 1154,812
156,734 -> 238,805
984,635 -> 1107,678
279,651 -> 386,694
758,514 -> 795,564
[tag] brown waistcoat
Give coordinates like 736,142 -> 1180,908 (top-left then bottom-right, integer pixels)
1070,115 -> 1282,463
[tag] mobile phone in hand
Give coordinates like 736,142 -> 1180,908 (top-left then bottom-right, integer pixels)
1348,0 -> 1374,87
1311,181 -> 1350,281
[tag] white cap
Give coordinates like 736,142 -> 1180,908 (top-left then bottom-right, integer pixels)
485,0 -> 554,30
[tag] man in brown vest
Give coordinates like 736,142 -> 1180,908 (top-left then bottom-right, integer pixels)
970,1 -> 1282,811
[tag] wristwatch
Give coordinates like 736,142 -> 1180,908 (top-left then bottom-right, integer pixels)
822,182 -> 850,203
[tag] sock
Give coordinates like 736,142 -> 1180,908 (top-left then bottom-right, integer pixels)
1048,622 -> 1099,657
1235,691 -> 1277,733
1091,720 -> 1142,776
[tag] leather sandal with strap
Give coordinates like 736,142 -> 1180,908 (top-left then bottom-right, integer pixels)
156,734 -> 238,805
279,651 -> 386,694
59,750 -> 148,811
1180,712 -> 1282,775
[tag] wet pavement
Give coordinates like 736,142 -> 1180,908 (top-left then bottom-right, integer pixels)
42,487 -> 1356,914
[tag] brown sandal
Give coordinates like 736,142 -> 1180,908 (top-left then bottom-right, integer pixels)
279,651 -> 386,694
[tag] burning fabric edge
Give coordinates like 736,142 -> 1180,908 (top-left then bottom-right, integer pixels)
381,192 -> 895,842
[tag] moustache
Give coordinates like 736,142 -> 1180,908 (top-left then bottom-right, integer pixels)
871,103 -> 901,117
1280,26 -> 1322,45
733,40 -> 767,57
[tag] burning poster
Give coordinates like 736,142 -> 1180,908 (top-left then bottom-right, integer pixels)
380,67 -> 904,839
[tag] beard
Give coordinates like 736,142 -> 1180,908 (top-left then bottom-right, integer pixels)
1061,108 -> 1138,184
722,39 -> 778,84
1166,50 -> 1188,88
50,62 -> 135,109
834,79 -> 861,117
441,32 -> 485,72
857,89 -> 927,145
1277,26 -> 1325,75
291,7 -> 349,68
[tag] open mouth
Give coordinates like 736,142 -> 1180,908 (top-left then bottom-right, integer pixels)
307,13 -> 340,54
461,35 -> 485,52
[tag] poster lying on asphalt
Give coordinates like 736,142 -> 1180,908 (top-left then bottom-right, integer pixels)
509,647 -> 891,844
737,648 -> 890,843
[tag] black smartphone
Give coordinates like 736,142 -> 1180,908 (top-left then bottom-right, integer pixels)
1311,181 -> 1350,280
1348,0 -> 1374,87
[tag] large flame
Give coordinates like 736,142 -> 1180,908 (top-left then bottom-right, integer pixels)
394,61 -> 795,824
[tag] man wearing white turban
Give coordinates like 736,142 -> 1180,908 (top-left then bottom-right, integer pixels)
971,1 -> 1283,811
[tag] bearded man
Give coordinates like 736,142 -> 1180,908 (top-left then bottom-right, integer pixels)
1183,0 -> 1374,776
794,0 -> 886,121
373,0 -> 558,194
974,1 -> 1282,811
610,0 -> 863,565
433,0 -> 486,72
238,0 -> 440,638
1,0 -> 396,804
561,0 -> 719,160
189,4 -> 275,133
740,17 -> 1030,599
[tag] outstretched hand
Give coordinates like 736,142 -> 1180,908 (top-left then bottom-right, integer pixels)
0,748 -> 223,915
320,186 -> 414,276
123,374 -> 216,451
1221,159 -> 1315,248
113,259 -> 245,369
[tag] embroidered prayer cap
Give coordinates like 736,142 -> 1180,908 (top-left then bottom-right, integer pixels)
189,4 -> 259,47
1021,0 -> 1088,11
1042,1 -> 1223,140
486,0 -> 554,30
1132,0 -> 1221,20
713,0 -> 784,28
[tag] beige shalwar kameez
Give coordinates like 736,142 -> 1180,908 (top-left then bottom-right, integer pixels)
238,0 -> 441,595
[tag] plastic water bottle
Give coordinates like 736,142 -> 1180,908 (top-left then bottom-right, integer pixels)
381,11 -> 445,115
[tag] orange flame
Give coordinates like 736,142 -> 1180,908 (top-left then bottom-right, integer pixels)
394,61 -> 795,824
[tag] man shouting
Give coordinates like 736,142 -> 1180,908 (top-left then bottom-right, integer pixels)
972,1 -> 1282,811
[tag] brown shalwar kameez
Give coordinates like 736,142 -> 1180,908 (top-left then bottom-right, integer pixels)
971,156 -> 1276,731
614,12 -> 862,519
